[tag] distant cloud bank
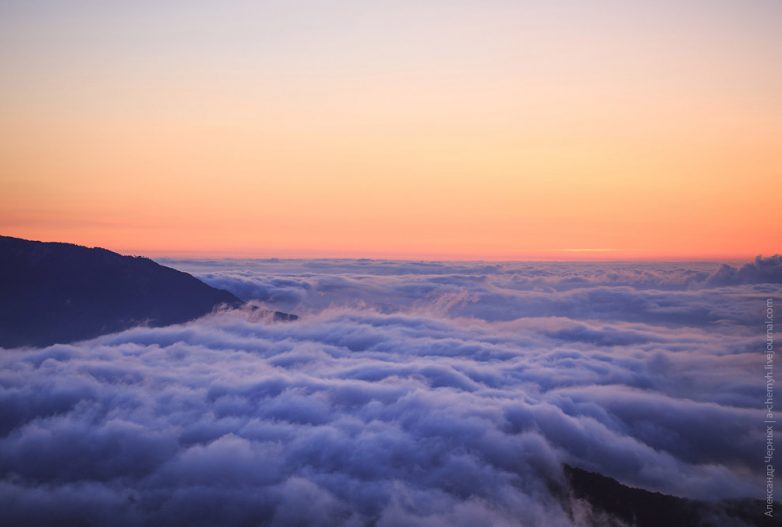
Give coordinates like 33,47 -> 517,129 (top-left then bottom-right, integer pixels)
1,257 -> 778,526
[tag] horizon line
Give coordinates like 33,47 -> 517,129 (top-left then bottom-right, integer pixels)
1,234 -> 773,264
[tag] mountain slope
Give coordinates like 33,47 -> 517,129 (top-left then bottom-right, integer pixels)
0,236 -> 241,348
565,466 -> 777,526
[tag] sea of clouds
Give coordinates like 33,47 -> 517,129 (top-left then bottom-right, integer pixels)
1,257 -> 780,526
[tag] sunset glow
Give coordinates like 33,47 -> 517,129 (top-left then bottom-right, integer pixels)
1,0 -> 780,259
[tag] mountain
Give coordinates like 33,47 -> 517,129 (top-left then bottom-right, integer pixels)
0,236 -> 241,348
564,466 -> 777,526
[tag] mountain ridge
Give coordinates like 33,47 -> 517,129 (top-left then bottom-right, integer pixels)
0,235 -> 241,348
564,465 -> 777,526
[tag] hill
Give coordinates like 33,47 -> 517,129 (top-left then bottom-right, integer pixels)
0,236 -> 241,348
565,466 -> 777,526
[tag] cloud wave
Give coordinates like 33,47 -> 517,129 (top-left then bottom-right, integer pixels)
1,258 -> 777,526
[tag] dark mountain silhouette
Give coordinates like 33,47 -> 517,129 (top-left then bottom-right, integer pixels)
0,235 -> 243,348
565,466 -> 778,526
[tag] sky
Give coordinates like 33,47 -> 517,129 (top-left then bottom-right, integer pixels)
1,0 -> 780,260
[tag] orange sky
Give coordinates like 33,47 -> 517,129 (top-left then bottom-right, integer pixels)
1,1 -> 780,260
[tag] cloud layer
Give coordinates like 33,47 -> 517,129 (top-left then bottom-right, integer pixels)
1,258 -> 778,526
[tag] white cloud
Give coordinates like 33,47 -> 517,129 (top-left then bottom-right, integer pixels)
1,258 -> 777,526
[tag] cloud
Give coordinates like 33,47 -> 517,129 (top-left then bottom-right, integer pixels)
0,259 -> 777,526
706,255 -> 782,286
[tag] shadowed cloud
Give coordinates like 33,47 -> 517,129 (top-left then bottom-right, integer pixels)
1,258 -> 779,526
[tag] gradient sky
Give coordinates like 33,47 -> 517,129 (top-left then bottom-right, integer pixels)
1,0 -> 780,259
